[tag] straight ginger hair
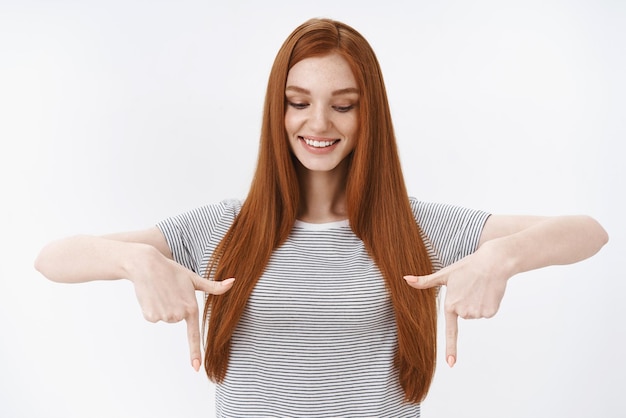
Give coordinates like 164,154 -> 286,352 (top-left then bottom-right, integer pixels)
203,18 -> 438,403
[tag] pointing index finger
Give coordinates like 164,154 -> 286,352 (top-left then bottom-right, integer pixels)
186,308 -> 202,372
445,310 -> 458,368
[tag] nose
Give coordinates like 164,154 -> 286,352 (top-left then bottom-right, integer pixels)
308,104 -> 331,133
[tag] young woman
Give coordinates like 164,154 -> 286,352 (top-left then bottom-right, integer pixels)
34,18 -> 608,417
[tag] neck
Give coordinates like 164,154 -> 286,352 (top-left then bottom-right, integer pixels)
296,160 -> 349,223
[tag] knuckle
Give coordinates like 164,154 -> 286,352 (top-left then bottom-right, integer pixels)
444,302 -> 456,315
142,311 -> 158,323
174,312 -> 186,322
188,329 -> 200,341
179,303 -> 198,320
483,308 -> 498,319
164,312 -> 183,323
466,309 -> 479,319
208,282 -> 224,295
446,327 -> 457,338
185,301 -> 199,315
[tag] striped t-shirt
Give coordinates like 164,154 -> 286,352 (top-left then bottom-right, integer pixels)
157,197 -> 489,417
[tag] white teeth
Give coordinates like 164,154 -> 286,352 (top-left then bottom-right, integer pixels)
303,137 -> 337,148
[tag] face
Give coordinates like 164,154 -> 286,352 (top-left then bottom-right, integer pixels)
284,53 -> 359,174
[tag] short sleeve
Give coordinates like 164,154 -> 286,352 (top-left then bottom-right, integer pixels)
409,197 -> 490,270
156,199 -> 242,277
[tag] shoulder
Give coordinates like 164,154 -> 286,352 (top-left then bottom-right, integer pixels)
408,197 -> 490,225
408,197 -> 466,225
183,198 -> 242,221
407,196 -> 490,248
157,198 -> 243,236
213,198 -> 243,218
408,196 -> 491,264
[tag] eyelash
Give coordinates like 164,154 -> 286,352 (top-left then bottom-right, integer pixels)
287,102 -> 355,113
287,102 -> 308,110
334,105 -> 355,113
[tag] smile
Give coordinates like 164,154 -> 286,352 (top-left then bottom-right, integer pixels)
299,136 -> 340,148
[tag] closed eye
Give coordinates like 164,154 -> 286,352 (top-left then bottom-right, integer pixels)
333,105 -> 355,113
287,101 -> 309,110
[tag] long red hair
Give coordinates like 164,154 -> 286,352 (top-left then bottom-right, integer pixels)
203,18 -> 437,403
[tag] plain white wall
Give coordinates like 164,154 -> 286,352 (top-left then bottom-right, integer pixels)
1,0 -> 623,417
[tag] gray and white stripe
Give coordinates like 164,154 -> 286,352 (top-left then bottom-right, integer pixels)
157,197 -> 489,417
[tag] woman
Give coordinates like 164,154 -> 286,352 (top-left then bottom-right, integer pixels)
34,18 -> 608,417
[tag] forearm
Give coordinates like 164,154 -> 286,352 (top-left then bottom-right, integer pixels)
34,235 -> 155,284
485,215 -> 609,277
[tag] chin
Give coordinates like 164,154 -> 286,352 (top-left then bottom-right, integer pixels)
295,155 -> 351,174
300,162 -> 341,172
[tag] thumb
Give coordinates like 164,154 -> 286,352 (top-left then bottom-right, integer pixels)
193,276 -> 235,295
403,271 -> 446,289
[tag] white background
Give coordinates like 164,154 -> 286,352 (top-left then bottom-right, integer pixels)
1,1 -> 623,417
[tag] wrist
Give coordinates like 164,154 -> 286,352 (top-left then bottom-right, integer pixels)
119,241 -> 161,283
480,237 -> 521,280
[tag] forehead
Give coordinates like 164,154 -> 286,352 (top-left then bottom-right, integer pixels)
286,53 -> 357,92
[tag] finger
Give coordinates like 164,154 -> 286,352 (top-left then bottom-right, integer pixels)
445,310 -> 458,368
185,308 -> 202,372
193,276 -> 235,295
403,271 -> 446,289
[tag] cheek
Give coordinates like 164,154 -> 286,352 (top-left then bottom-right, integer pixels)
284,110 -> 297,136
284,111 -> 301,154
344,114 -> 359,139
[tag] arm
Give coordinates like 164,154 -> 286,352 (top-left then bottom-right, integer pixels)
34,228 -> 174,284
477,214 -> 608,275
34,228 -> 234,371
404,214 -> 608,367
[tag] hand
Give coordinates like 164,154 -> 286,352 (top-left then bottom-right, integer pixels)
128,246 -> 235,372
403,242 -> 509,368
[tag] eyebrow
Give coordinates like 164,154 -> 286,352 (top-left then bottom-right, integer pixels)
285,86 -> 360,96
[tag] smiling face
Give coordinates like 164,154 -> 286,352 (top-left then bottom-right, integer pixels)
284,53 -> 360,174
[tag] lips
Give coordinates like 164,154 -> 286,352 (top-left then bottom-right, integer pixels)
298,136 -> 340,148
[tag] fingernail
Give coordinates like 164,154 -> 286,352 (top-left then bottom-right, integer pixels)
222,278 -> 235,285
447,355 -> 456,368
192,358 -> 201,371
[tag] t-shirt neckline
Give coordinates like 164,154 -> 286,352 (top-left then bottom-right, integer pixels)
294,219 -> 350,231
